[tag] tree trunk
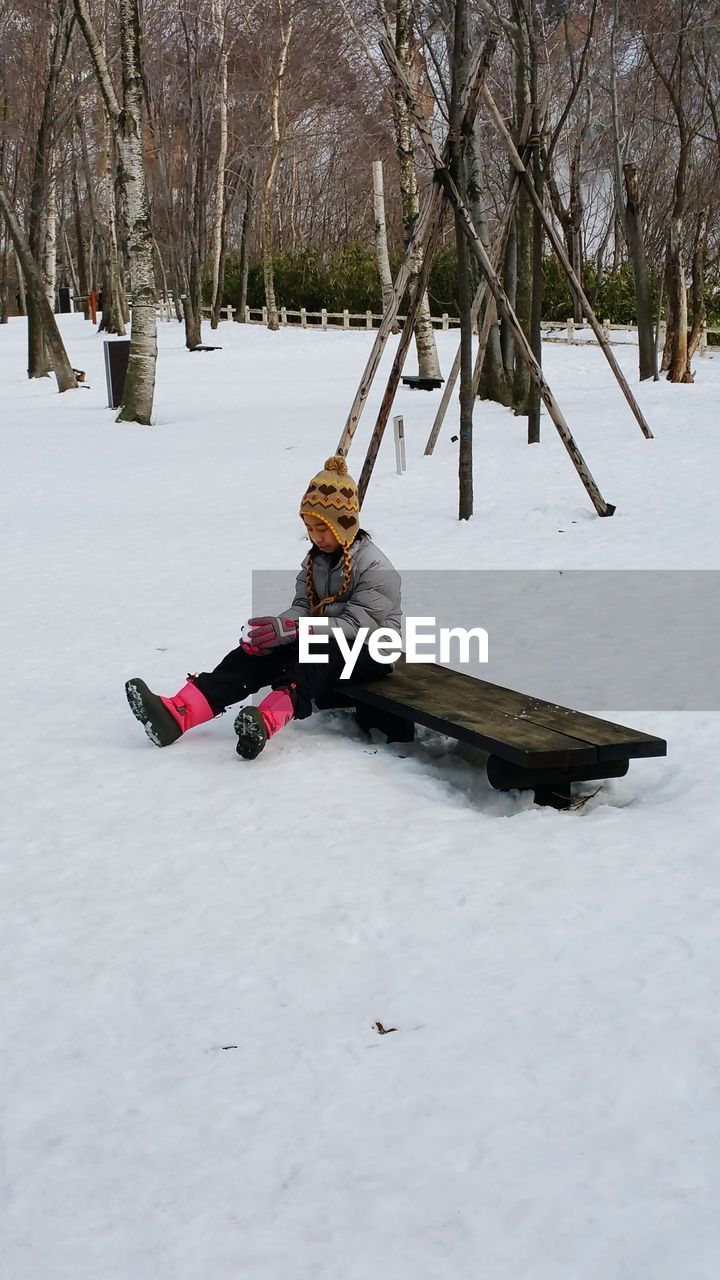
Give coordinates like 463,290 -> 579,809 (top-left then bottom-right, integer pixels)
467,124 -> 511,406
568,150 -> 584,325
62,226 -> 79,294
526,0 -> 542,443
210,7 -> 228,331
508,2 -> 533,413
372,160 -> 397,329
98,121 -> 126,335
72,166 -> 90,319
15,249 -> 27,314
511,94 -> 532,409
261,189 -> 279,330
27,4 -> 72,378
238,167 -> 255,321
622,162 -> 654,380
183,257 -> 203,349
527,111 -> 543,443
449,0 -> 473,520
43,170 -> 57,308
394,0 -> 441,380
0,180 -> 77,391
74,0 -> 158,422
501,213 -> 516,377
76,111 -> 104,301
154,241 -> 172,314
115,0 -> 157,421
0,236 -> 9,322
687,207 -> 707,366
0,100 -> 7,321
262,2 -> 294,333
665,215 -> 688,382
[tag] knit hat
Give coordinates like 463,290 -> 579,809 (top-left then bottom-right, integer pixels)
299,455 -> 360,546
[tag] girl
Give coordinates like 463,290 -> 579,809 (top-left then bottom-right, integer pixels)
125,455 -> 402,759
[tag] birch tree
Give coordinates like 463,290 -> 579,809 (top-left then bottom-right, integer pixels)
25,0 -> 74,379
372,159 -> 397,327
0,179 -> 77,390
210,0 -> 229,329
261,0 -> 294,331
392,0 -> 441,380
73,0 -> 157,423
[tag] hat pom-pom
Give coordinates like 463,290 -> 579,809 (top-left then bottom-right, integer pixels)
324,454 -> 348,475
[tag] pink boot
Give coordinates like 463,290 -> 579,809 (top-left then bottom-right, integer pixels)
234,687 -> 295,759
126,676 -> 215,747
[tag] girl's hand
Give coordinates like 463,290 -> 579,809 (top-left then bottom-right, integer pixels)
242,616 -> 298,652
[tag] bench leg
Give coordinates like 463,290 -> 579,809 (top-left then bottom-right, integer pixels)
355,703 -> 416,743
486,754 -> 629,810
533,783 -> 573,810
314,693 -> 415,744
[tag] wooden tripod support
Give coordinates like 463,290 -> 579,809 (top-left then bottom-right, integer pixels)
379,32 -> 615,517
336,34 -> 498,463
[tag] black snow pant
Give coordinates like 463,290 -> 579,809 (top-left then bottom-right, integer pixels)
194,636 -> 391,720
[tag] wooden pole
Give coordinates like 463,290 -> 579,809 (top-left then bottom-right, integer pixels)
336,178 -> 445,458
481,85 -> 653,441
336,33 -> 499,460
380,34 -> 615,517
448,172 -> 614,514
357,195 -> 446,503
424,138 -> 531,456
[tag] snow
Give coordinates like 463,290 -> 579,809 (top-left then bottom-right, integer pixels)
2,314 -> 719,1279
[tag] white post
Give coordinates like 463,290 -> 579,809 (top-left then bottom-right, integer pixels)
300,307 -> 307,329
321,308 -> 328,330
442,312 -> 449,331
262,305 -> 268,325
567,317 -> 574,341
280,306 -> 287,326
366,310 -> 373,330
225,305 -> 234,322
700,321 -> 707,357
393,414 -> 406,474
343,309 -> 350,330
602,318 -> 611,340
245,306 -> 251,323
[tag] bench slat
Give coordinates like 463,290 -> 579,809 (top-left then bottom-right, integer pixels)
346,665 -> 598,767
346,660 -> 666,767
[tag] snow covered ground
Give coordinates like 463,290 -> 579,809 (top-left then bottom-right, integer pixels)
2,313 -> 719,1279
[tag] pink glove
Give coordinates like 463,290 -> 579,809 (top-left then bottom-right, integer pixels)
242,615 -> 298,653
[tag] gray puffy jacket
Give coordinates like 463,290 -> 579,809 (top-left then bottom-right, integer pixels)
278,535 -> 401,641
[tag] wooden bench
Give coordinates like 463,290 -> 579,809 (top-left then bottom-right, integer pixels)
321,658 -> 667,809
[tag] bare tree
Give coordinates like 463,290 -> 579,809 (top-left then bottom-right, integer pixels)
261,0 -> 294,331
210,0 -> 230,328
643,0 -> 702,382
608,0 -> 654,379
392,0 -> 442,379
25,0 -> 75,379
0,178 -> 77,390
449,0 -> 474,519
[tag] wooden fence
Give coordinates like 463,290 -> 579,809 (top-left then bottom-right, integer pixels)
168,302 -> 461,331
158,300 -> 716,352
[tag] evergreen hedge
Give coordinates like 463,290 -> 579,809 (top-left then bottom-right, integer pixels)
220,242 -> 720,328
